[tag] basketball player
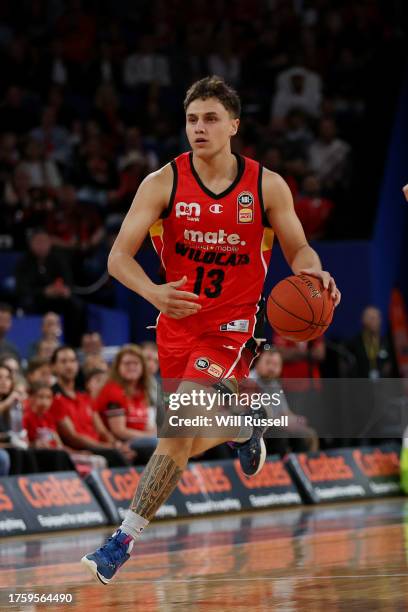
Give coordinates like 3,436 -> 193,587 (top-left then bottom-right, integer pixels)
82,76 -> 341,584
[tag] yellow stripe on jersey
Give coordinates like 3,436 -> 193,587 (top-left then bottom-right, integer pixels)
149,219 -> 163,238
262,227 -> 274,252
149,218 -> 164,258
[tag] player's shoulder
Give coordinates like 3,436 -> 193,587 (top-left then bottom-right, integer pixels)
260,167 -> 293,205
261,167 -> 288,188
141,162 -> 174,191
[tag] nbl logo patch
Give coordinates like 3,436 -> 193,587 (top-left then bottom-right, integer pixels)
237,191 -> 254,224
195,357 -> 210,370
194,357 -> 226,378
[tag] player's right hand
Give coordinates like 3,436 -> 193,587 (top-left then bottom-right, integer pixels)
150,275 -> 201,318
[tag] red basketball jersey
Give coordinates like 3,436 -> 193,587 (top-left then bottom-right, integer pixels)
150,152 -> 274,334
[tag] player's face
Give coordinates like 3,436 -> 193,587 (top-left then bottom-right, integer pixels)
186,98 -> 239,158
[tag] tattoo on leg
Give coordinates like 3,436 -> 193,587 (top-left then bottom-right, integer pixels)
130,454 -> 183,521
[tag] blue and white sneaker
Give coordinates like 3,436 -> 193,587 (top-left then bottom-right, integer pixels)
234,407 -> 268,476
81,529 -> 134,584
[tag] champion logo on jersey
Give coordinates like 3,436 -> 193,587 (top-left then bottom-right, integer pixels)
175,201 -> 201,221
237,191 -> 254,224
209,203 -> 223,214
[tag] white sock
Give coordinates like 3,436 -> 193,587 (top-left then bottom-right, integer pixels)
120,509 -> 149,540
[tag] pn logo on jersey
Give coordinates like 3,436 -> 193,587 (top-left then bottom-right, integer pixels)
194,357 -> 226,379
175,201 -> 201,222
237,191 -> 254,224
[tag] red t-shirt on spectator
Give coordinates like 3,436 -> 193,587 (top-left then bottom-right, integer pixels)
94,380 -> 149,432
51,389 -> 100,442
23,406 -> 58,446
273,333 -> 324,391
295,196 -> 333,240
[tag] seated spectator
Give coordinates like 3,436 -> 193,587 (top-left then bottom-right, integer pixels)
24,380 -> 105,472
123,35 -> 170,91
308,117 -> 351,196
140,340 -> 160,409
46,185 -> 105,255
271,66 -> 322,122
273,332 -> 325,393
34,338 -> 61,361
283,109 -> 314,157
109,151 -> 148,212
0,303 -> 20,361
51,346 -> 130,467
30,106 -> 71,165
140,341 -> 159,379
85,368 -> 108,400
28,311 -> 62,358
25,356 -> 54,387
92,83 -> 123,138
82,353 -> 109,377
23,382 -> 61,448
17,138 -> 62,191
261,147 -> 298,197
15,229 -> 85,346
1,165 -> 32,246
117,126 -> 158,174
0,363 -> 46,474
295,174 -> 334,239
249,347 -> 318,453
0,364 -> 26,446
348,306 -> 397,378
94,345 -> 157,464
78,332 -> 104,364
208,40 -> 240,86
0,354 -> 24,385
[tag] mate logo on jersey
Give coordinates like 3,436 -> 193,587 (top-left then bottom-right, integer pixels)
237,191 -> 254,224
175,201 -> 201,221
183,228 -> 246,247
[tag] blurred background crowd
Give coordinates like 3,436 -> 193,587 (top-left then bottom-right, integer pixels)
0,303 -> 400,477
0,0 -> 406,476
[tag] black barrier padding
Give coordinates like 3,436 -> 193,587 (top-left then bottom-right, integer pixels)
86,456 -> 302,525
284,444 -> 401,504
85,470 -> 122,524
0,471 -> 108,536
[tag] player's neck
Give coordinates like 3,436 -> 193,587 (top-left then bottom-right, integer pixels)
192,147 -> 237,183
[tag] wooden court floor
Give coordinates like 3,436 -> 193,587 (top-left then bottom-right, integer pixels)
1,498 -> 408,611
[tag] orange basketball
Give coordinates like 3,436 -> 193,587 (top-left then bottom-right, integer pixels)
267,274 -> 334,341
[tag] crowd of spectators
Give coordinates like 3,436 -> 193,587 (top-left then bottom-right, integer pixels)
0,300 -> 400,477
0,1 -> 405,322
0,314 -> 162,476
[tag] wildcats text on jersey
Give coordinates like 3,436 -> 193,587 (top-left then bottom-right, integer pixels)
175,243 -> 250,266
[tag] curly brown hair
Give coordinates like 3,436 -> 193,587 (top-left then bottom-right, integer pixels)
184,75 -> 241,118
109,344 -> 150,401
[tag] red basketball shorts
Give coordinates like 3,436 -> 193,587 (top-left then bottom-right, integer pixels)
156,316 -> 258,383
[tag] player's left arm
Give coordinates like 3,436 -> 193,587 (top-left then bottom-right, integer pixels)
263,169 -> 341,306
